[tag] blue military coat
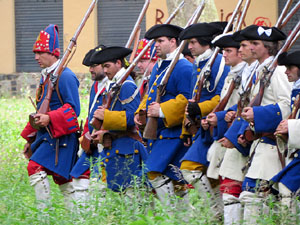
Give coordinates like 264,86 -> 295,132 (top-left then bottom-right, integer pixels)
99,72 -> 148,192
22,67 -> 80,179
181,53 -> 229,166
144,57 -> 193,181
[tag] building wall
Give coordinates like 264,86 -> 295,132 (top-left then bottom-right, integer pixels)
0,0 -> 16,74
214,0 -> 278,27
63,0 -> 98,74
146,0 -> 169,29
0,0 -> 283,75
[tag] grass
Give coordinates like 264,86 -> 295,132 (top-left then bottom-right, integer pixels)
0,97 -> 299,224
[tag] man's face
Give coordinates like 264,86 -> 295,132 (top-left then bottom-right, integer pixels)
222,47 -> 241,67
239,40 -> 254,63
188,38 -> 208,57
154,36 -> 173,59
285,65 -> 300,82
137,59 -> 149,74
34,52 -> 56,68
102,61 -> 121,80
250,40 -> 269,62
89,64 -> 105,81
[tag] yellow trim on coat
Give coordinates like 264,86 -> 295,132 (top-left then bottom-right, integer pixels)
160,94 -> 188,128
180,160 -> 206,171
198,95 -> 220,117
103,109 -> 127,131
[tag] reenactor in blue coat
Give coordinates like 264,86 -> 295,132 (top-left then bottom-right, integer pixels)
178,22 -> 230,217
272,51 -> 300,217
21,24 -> 81,210
134,24 -> 193,206
91,46 -> 148,192
70,45 -> 108,205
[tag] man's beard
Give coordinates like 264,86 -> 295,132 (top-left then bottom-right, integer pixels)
93,72 -> 105,81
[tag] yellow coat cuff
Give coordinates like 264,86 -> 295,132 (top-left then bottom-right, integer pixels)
103,109 -> 127,131
161,94 -> 188,128
198,95 -> 220,117
135,94 -> 148,115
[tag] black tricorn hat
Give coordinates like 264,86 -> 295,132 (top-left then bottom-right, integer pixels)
278,51 -> 300,68
232,30 -> 248,42
82,44 -> 106,66
145,24 -> 183,39
179,22 -> 223,40
240,25 -> 286,41
212,33 -> 240,48
90,46 -> 132,65
209,21 -> 232,32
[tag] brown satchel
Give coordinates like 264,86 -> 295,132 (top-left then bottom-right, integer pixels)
81,132 -> 94,155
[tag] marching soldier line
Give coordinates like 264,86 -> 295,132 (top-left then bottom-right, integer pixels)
20,1 -> 300,224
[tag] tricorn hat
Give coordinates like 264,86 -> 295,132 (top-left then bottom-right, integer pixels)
179,22 -> 223,40
212,33 -> 240,49
278,51 -> 300,69
232,30 -> 248,42
240,25 -> 286,41
145,24 -> 183,39
90,46 -> 132,65
82,45 -> 106,66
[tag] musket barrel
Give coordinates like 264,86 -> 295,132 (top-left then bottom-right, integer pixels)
280,1 -> 300,29
236,0 -> 251,31
270,20 -> 300,71
275,0 -> 293,28
125,0 -> 151,48
52,0 -> 98,78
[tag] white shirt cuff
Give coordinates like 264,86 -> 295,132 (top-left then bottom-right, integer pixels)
159,108 -> 165,118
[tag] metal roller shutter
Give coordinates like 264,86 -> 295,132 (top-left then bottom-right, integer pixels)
97,0 -> 146,47
15,0 -> 63,72
278,0 -> 300,52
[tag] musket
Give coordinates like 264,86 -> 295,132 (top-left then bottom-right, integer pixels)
125,0 -> 151,49
212,75 -> 242,114
143,0 -> 206,140
244,20 -> 300,142
129,27 -> 142,63
235,0 -> 251,31
275,0 -> 293,28
35,0 -> 98,115
184,0 -> 244,135
127,0 -> 151,62
90,1 -> 186,131
280,1 -> 300,29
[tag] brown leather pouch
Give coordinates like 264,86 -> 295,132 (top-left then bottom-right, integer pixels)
81,132 -> 93,155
